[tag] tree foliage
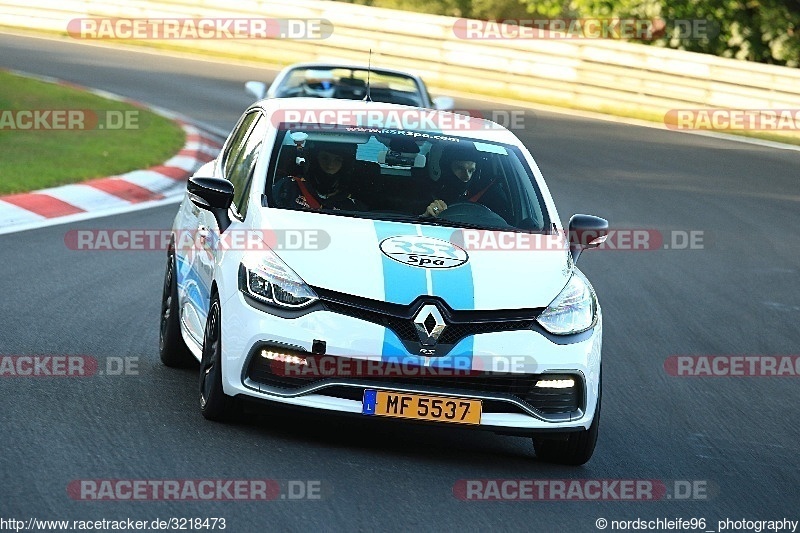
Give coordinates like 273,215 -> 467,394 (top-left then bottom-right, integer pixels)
339,0 -> 800,66
653,0 -> 800,66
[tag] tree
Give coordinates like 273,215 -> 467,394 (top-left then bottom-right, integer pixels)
337,0 -> 800,66
516,0 -> 800,66
656,0 -> 800,66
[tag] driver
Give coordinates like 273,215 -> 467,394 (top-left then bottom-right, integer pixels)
421,144 -> 509,219
301,70 -> 336,98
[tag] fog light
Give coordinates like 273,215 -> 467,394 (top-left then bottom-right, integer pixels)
260,349 -> 307,366
535,378 -> 575,389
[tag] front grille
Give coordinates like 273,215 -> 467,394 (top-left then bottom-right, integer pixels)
315,287 -> 542,347
437,320 -> 535,344
322,300 -> 418,341
247,353 -> 582,415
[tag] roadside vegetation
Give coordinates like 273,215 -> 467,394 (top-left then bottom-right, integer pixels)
0,70 -> 185,195
341,0 -> 800,67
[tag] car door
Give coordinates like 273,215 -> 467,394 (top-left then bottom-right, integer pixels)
179,110 -> 261,346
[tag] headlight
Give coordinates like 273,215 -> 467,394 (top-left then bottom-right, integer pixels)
537,270 -> 597,335
239,251 -> 318,308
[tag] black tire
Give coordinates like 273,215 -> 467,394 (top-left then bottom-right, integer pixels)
159,251 -> 194,367
532,375 -> 601,466
198,294 -> 234,421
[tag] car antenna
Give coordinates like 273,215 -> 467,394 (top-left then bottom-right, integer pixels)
363,49 -> 373,103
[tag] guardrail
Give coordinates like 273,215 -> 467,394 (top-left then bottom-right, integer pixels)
3,0 -> 800,136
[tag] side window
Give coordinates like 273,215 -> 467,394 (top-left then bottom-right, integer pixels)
226,114 -> 268,219
509,149 -> 546,230
223,111 -> 259,179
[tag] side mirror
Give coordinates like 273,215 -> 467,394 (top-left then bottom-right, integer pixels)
568,214 -> 609,263
245,81 -> 268,100
432,96 -> 455,111
187,176 -> 234,232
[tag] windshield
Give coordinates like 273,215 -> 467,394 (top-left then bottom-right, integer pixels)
265,124 -> 550,232
275,67 -> 424,107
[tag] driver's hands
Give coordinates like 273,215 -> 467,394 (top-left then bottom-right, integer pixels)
424,200 -> 447,217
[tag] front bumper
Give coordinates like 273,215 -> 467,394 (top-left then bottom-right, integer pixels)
219,290 -> 602,435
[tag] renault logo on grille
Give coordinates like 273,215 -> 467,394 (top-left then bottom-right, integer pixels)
413,304 -> 446,346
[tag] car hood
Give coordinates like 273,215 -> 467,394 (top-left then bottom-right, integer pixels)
259,210 -> 571,311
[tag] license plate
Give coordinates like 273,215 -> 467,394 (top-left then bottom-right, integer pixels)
362,390 -> 481,425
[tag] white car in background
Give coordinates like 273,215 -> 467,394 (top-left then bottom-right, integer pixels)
245,62 -> 454,110
159,97 -> 608,465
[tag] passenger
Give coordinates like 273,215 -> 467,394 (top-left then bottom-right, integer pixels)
274,142 -> 367,211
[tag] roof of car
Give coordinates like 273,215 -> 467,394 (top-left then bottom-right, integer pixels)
255,97 -> 523,146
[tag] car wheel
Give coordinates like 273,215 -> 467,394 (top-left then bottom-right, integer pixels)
532,374 -> 601,466
198,294 -> 234,421
159,251 -> 194,367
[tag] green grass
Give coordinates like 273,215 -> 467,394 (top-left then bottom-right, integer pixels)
0,70 -> 185,195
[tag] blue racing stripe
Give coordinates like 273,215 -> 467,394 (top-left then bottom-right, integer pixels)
373,220 -> 427,305
375,221 -> 475,369
381,330 -> 415,364
374,220 -> 426,363
418,225 -> 475,370
418,226 -> 475,311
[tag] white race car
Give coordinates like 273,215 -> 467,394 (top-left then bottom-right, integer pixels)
160,98 -> 608,465
244,62 -> 454,110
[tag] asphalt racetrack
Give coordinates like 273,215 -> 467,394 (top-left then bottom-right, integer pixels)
1,32 -> 798,532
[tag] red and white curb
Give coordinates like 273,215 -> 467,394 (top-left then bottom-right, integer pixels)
0,70 -> 225,235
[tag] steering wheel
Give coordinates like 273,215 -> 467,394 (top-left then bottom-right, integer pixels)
437,202 -> 510,228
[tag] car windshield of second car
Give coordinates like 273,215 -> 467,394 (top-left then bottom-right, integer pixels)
266,124 -> 550,233
276,68 -> 425,107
